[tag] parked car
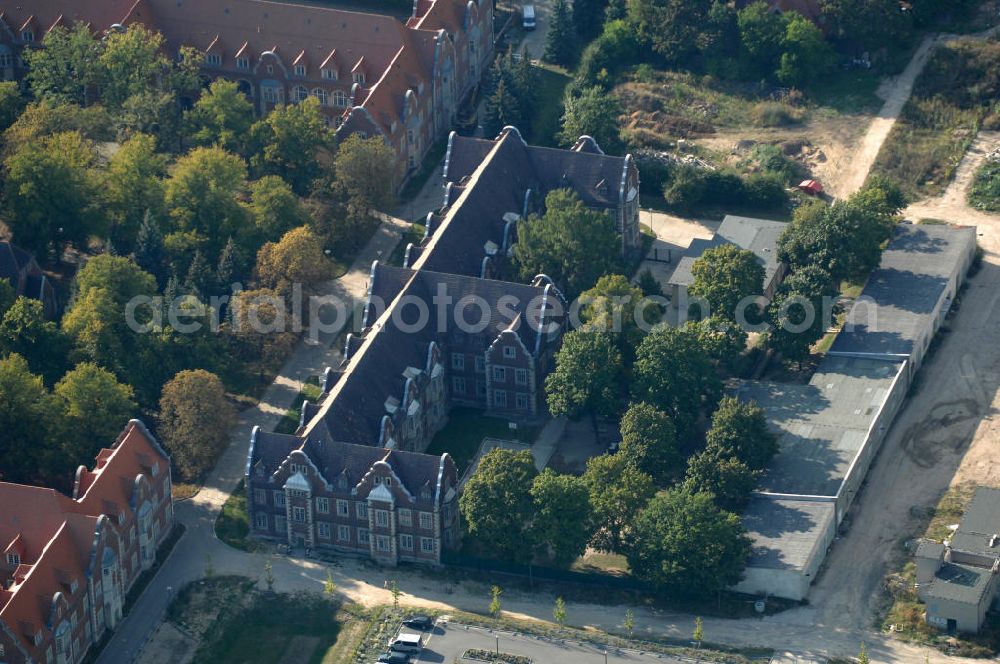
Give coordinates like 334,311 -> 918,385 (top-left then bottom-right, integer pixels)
389,633 -> 423,653
402,615 -> 434,630
377,650 -> 410,663
522,4 -> 536,30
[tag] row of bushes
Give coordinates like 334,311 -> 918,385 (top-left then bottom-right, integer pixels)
662,165 -> 789,214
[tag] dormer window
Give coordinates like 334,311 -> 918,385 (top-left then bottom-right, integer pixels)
266,64 -> 274,74
151,462 -> 159,477
21,30 -> 34,43
353,72 -> 365,84
322,68 -> 336,80
206,53 -> 222,67
5,553 -> 19,566
294,64 -> 306,77
385,478 -> 392,487
237,56 -> 250,70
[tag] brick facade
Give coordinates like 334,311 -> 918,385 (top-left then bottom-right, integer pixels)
0,421 -> 174,664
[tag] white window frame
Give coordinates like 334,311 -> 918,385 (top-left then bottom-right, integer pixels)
503,346 -> 516,359
292,506 -> 306,523
254,488 -> 267,505
356,502 -> 367,519
273,491 -> 286,508
337,525 -> 350,541
452,376 -> 466,394
294,64 -> 306,77
206,53 -> 222,67
419,512 -> 433,530
400,533 -> 413,550
493,366 -> 506,382
317,522 -> 331,539
316,497 -> 329,514
420,537 -> 434,553
6,553 -> 20,566
516,392 -> 530,410
515,368 -> 528,385
376,510 -> 389,527
399,508 -> 412,527
321,68 -> 337,80
337,499 -> 349,516
254,513 -> 268,530
493,390 -> 508,408
237,56 -> 250,70
376,535 -> 391,552
451,353 -> 465,370
358,528 -> 370,544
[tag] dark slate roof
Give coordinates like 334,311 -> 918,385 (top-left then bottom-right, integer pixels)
249,431 -> 448,508
304,264 -> 555,446
924,561 -> 994,604
0,241 -> 32,286
950,487 -> 1000,559
425,128 -> 632,277
829,224 -> 976,357
669,215 -> 786,289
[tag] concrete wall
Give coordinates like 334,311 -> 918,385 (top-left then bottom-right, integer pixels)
926,576 -> 999,635
832,359 -> 909,525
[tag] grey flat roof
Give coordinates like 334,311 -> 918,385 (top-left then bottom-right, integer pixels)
669,215 -> 786,289
830,223 -> 976,357
950,487 -> 1000,559
736,355 -> 905,497
925,561 -> 994,605
742,496 -> 836,571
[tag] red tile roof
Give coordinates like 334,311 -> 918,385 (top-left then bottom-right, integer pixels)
0,420 -> 169,658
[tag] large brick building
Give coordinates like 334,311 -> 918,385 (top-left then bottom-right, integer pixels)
0,421 -> 174,664
0,0 -> 492,184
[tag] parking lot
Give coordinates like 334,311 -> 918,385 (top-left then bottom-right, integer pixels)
393,622 -> 690,664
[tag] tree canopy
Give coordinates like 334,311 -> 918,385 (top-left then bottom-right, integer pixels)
766,264 -> 837,367
689,243 -> 764,323
513,189 -> 622,299
158,369 -> 235,481
618,402 -> 681,485
583,451 -> 656,553
559,86 -> 624,155
254,226 -> 332,296
545,329 -> 623,420
705,396 -> 778,472
459,449 -> 539,563
627,487 -> 751,596
530,469 -> 594,567
632,323 -> 722,438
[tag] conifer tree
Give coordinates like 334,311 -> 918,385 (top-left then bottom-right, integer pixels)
545,0 -> 578,67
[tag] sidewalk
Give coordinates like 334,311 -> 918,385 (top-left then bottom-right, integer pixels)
95,213 -> 409,664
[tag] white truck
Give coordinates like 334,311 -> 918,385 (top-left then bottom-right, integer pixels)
522,3 -> 536,30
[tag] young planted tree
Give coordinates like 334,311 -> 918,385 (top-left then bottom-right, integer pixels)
624,609 -> 635,641
389,580 -> 401,609
489,585 -> 503,622
553,596 -> 567,627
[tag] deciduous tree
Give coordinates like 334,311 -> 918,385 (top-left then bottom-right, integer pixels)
632,323 -> 722,438
3,131 -> 103,258
559,86 -> 624,155
186,79 -> 255,154
583,452 -> 655,553
689,244 -> 764,323
24,23 -> 102,106
513,189 -> 622,299
0,297 -> 69,385
766,265 -> 836,367
627,487 -> 751,596
54,363 -> 136,464
627,0 -> 712,63
104,133 -> 167,252
579,274 -> 657,358
618,402 -> 680,485
158,369 -> 235,480
705,396 -> 777,472
254,226 -> 332,296
683,446 -> 759,511
546,330 -> 623,420
250,175 -> 311,243
530,469 -> 594,567
777,13 -> 836,87
332,133 -> 397,219
459,449 -> 538,563
0,354 -> 56,484
252,97 -> 331,194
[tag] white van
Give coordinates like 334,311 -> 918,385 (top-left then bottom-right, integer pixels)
522,4 -> 536,30
389,632 -> 423,653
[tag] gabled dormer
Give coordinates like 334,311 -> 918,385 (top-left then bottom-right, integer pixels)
17,16 -> 36,44
320,49 -> 339,81
234,40 -> 252,71
292,49 -> 308,77
204,35 -> 224,68
351,57 -> 367,84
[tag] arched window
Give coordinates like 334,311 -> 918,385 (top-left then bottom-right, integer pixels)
333,90 -> 348,107
312,88 -> 328,106
293,85 -> 308,102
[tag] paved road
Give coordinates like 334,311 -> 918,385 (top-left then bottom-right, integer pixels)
411,623 -> 690,664
95,213 -> 409,664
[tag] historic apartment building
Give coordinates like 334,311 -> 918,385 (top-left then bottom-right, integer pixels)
245,264 -> 564,562
0,0 -> 492,184
0,421 -> 174,664
402,127 -> 642,277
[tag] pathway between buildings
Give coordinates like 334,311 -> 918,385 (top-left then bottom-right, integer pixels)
95,213 -> 408,664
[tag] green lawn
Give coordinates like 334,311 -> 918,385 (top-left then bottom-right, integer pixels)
215,479 -> 259,552
273,378 -> 324,435
527,65 -> 572,147
171,576 -> 369,664
425,407 -> 539,474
